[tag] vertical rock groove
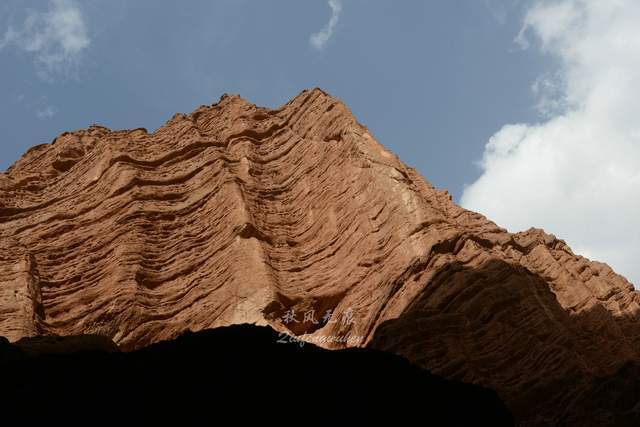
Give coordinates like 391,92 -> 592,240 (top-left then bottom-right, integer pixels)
1,88 -> 639,423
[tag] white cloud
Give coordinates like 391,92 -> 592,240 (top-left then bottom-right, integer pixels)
461,0 -> 640,286
484,0 -> 522,25
0,0 -> 90,79
310,0 -> 342,50
36,105 -> 56,119
531,70 -> 567,118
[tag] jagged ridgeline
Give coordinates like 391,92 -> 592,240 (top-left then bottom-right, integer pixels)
1,88 -> 639,425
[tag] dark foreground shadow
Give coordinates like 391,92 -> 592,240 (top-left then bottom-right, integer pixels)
0,324 -> 513,425
370,258 -> 640,426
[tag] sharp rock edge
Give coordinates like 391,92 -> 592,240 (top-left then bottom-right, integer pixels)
0,88 -> 639,425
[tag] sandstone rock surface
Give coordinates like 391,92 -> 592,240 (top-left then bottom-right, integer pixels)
1,88 -> 638,424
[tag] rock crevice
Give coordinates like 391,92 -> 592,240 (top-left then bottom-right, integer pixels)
1,88 -> 638,424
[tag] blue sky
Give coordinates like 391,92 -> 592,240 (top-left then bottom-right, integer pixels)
0,0 -> 546,199
2,1 -> 639,285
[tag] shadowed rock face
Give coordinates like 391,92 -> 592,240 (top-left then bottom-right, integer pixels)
0,88 -> 639,424
0,324 -> 514,425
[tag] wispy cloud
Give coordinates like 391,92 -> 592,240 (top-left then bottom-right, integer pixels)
35,105 -> 56,119
461,0 -> 640,286
310,0 -> 342,50
0,0 -> 90,79
484,0 -> 522,25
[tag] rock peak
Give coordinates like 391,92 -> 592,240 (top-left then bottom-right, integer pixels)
1,90 -> 639,424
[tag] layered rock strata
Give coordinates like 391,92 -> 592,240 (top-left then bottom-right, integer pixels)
1,88 -> 638,424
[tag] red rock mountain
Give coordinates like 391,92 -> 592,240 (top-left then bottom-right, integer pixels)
1,88 -> 638,424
